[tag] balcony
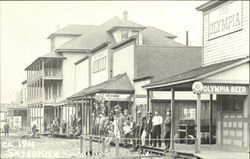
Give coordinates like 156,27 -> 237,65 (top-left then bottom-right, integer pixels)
45,95 -> 63,105
44,68 -> 62,80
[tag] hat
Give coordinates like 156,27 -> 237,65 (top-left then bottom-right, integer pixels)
114,105 -> 121,111
137,110 -> 141,114
147,111 -> 152,114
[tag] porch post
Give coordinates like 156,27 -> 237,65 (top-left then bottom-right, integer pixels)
67,100 -> 70,135
209,94 -> 213,144
90,95 -> 93,135
196,93 -> 201,153
85,96 -> 88,134
170,88 -> 175,150
81,98 -> 84,134
147,90 -> 150,112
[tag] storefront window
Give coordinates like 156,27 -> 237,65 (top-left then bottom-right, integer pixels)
222,95 -> 244,111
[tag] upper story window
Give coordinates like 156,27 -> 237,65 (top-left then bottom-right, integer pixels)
132,30 -> 139,44
121,30 -> 128,40
93,57 -> 106,73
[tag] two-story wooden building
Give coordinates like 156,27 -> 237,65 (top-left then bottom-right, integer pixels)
65,13 -> 203,135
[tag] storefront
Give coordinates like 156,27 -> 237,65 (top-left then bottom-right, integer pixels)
144,57 -> 249,152
66,73 -> 134,135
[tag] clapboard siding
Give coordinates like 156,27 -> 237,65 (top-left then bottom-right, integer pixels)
134,80 -> 150,95
202,62 -> 249,84
134,80 -> 150,106
203,1 -> 249,66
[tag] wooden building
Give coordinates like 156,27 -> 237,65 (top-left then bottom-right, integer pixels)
144,0 -> 249,152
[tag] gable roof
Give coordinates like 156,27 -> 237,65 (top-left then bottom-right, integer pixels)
56,17 -> 184,52
142,27 -> 183,47
47,24 -> 97,39
68,73 -> 134,100
56,17 -> 120,52
135,46 -> 202,82
144,57 -> 249,89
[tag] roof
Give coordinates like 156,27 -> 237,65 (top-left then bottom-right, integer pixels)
56,17 -> 184,52
135,46 -> 202,82
75,55 -> 89,65
142,27 -> 183,47
196,1 -> 227,12
47,24 -> 97,39
68,73 -> 134,99
107,17 -> 146,32
144,57 -> 249,89
25,52 -> 66,70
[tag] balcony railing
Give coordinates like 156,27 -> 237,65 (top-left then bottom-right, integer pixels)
44,68 -> 62,78
45,95 -> 63,104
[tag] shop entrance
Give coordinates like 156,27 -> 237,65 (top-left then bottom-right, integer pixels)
220,95 -> 245,149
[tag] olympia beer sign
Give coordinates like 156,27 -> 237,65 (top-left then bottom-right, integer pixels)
192,81 -> 248,95
208,1 -> 242,40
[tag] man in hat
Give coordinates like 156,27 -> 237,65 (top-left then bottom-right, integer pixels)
164,109 -> 171,149
151,111 -> 163,147
145,111 -> 153,145
135,110 -> 143,148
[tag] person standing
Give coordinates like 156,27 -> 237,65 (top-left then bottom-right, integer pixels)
151,111 -> 163,147
135,110 -> 143,148
145,111 -> 153,146
4,122 -> 9,136
164,109 -> 171,149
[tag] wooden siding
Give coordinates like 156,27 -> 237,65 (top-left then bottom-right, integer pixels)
203,1 -> 249,66
75,58 -> 89,92
91,49 -> 109,86
62,52 -> 85,99
113,43 -> 135,83
134,80 -> 150,106
202,62 -> 249,84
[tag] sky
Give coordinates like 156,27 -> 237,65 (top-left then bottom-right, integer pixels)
0,1 -> 206,103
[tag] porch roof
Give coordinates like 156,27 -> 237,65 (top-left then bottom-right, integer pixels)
68,73 -> 134,100
24,52 -> 66,70
144,57 -> 249,91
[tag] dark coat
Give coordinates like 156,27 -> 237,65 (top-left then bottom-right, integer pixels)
145,116 -> 153,133
164,116 -> 171,132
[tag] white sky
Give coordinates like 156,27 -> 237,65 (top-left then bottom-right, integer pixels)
0,1 -> 206,103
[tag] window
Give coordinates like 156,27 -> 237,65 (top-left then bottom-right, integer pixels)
222,95 -> 244,111
93,57 -> 106,73
121,30 -> 128,40
132,30 -> 139,44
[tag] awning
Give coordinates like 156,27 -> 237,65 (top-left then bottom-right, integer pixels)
144,57 -> 249,92
68,73 -> 134,100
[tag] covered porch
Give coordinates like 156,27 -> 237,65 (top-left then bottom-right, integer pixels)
144,57 -> 250,154
65,73 -> 135,136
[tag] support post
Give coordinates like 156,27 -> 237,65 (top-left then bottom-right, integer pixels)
89,135 -> 93,156
147,90 -> 150,112
102,137 -> 105,157
82,98 -> 84,134
67,100 -> 70,135
209,94 -> 213,144
115,138 -> 119,158
196,93 -> 201,153
80,136 -> 83,153
90,96 -> 93,135
170,88 -> 175,150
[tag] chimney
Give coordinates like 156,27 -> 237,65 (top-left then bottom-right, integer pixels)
186,31 -> 189,46
123,11 -> 128,21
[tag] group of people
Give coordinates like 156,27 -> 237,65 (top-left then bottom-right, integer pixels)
92,105 -> 172,150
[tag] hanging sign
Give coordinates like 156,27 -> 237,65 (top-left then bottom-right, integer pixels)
192,82 -> 248,95
95,93 -> 132,101
208,1 -> 242,40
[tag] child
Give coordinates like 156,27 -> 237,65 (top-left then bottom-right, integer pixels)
123,121 -> 132,147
